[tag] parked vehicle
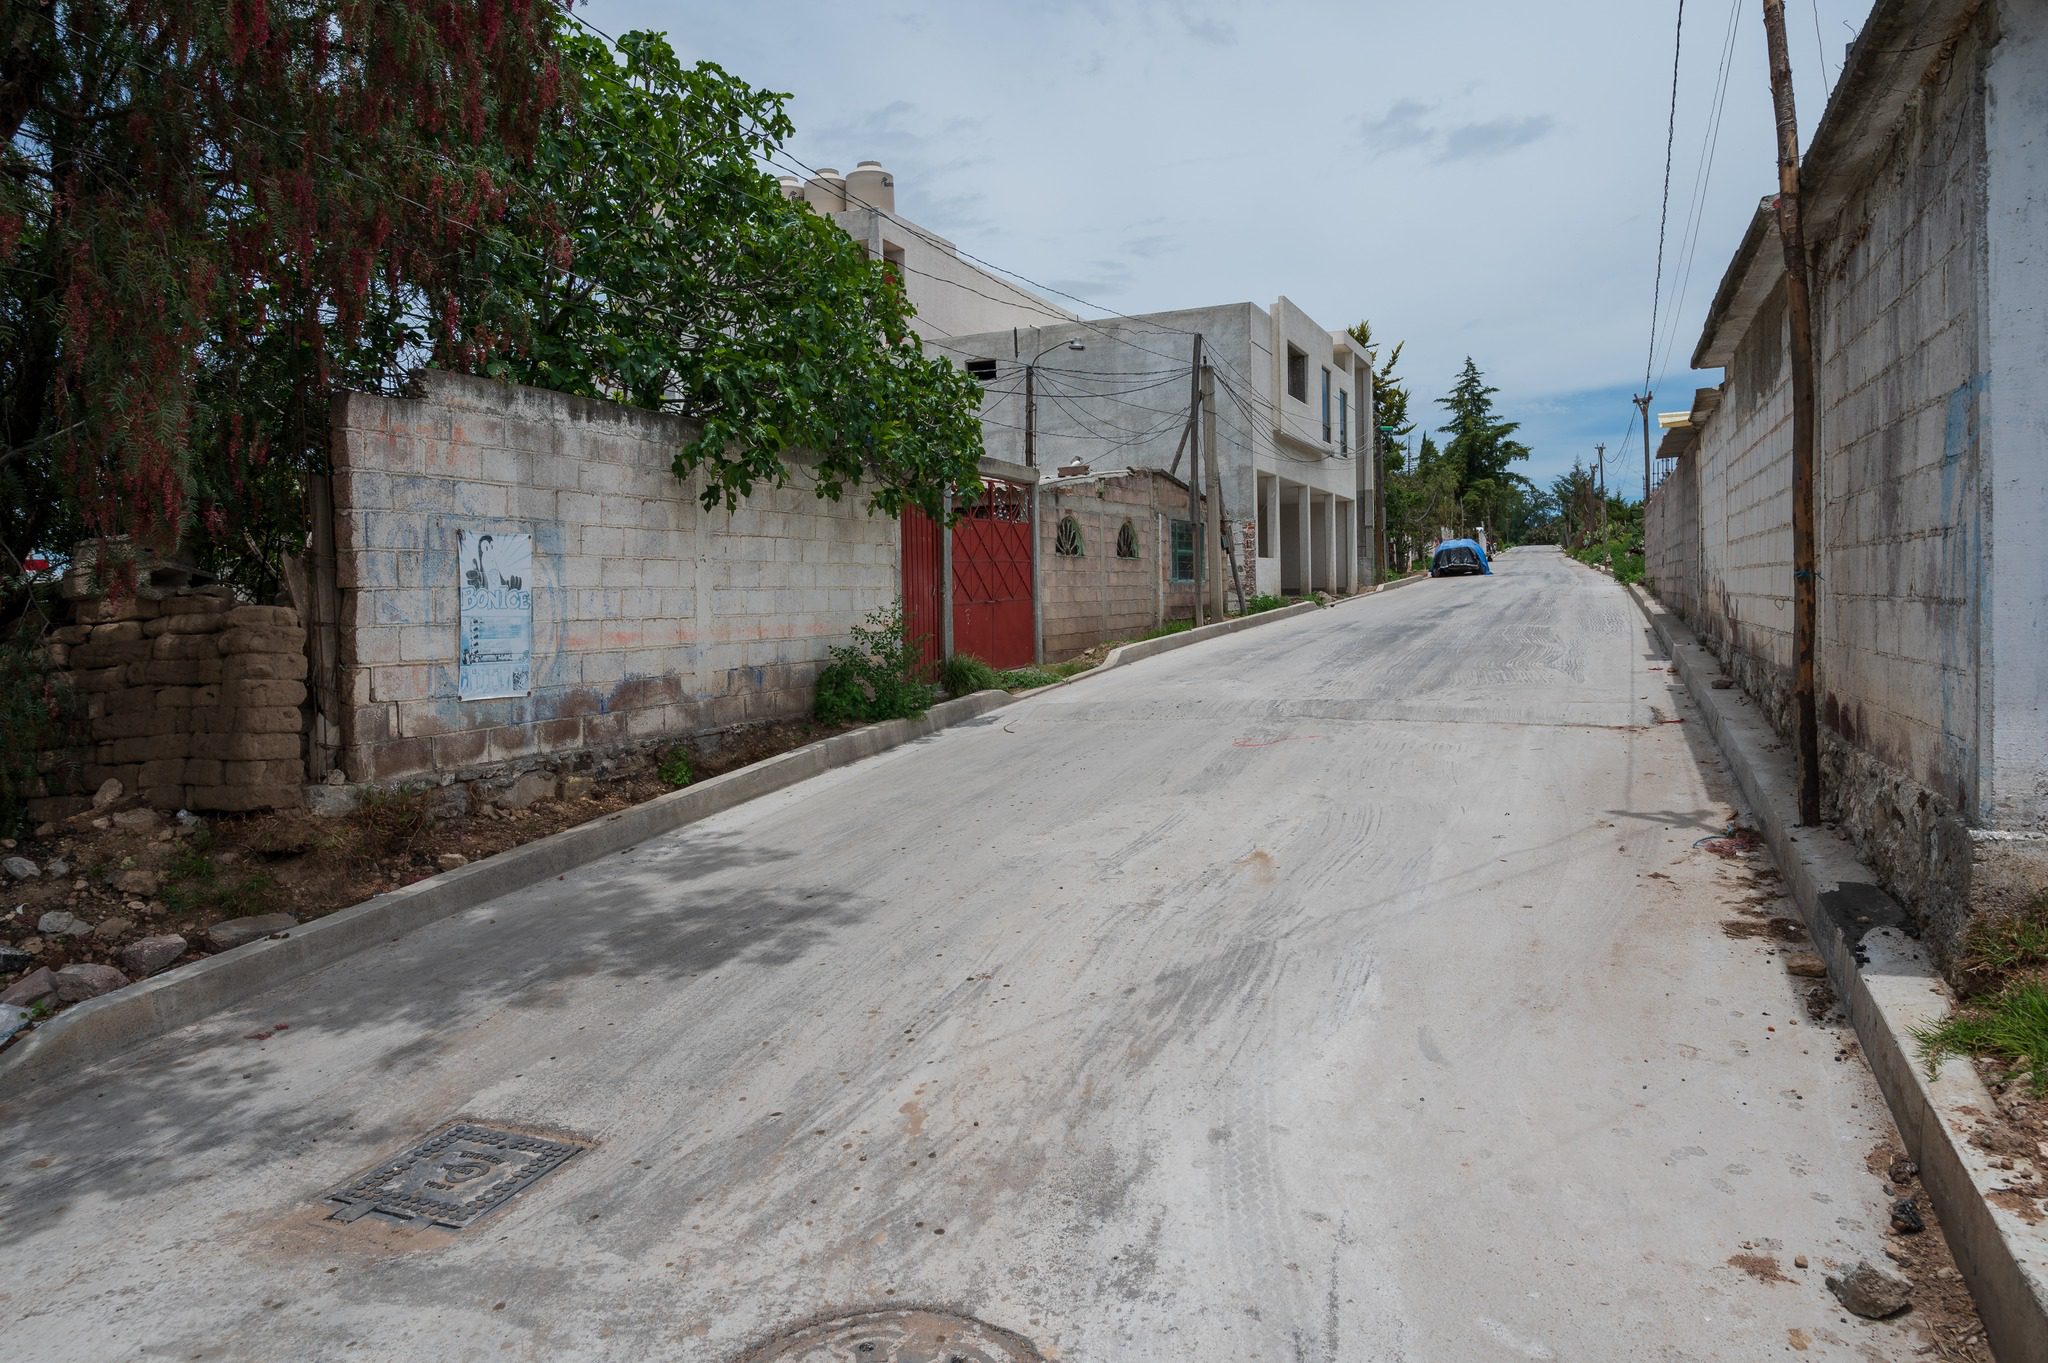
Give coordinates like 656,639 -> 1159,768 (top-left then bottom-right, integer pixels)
1430,538 -> 1492,577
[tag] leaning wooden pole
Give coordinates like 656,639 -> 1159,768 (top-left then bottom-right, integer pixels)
1762,0 -> 1822,825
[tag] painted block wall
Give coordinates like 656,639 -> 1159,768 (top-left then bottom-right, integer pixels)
1811,15 -> 1985,818
1039,472 -> 1202,659
328,372 -> 898,785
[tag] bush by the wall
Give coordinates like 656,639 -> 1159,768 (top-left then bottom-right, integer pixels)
813,603 -> 932,726
940,653 -> 1000,698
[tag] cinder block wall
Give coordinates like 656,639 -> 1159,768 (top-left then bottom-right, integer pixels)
1811,16 -> 1985,824
328,372 -> 898,786
1644,456 -> 1700,622
1648,11 -> 1997,953
31,591 -> 306,818
1040,471 -> 1200,659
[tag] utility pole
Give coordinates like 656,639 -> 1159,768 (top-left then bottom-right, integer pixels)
1634,393 -> 1654,510
1200,363 -> 1226,621
1595,442 -> 1607,540
1186,334 -> 1205,626
1024,364 -> 1035,468
1763,0 -> 1822,824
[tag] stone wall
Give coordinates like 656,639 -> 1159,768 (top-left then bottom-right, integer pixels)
328,371 -> 900,787
1039,470 -> 1202,659
31,590 -> 307,820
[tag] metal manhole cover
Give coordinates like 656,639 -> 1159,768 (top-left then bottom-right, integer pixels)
324,1122 -> 582,1229
741,1309 -> 1043,1363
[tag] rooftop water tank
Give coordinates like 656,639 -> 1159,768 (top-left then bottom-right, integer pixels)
776,176 -> 804,201
845,160 -> 895,216
804,168 -> 847,212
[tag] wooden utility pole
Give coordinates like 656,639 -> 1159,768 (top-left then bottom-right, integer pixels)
1186,334 -> 1205,625
1634,393 -> 1654,508
1200,363 -> 1226,621
1763,0 -> 1822,825
1595,442 -> 1607,540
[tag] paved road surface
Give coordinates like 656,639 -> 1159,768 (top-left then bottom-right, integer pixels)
0,548 -> 1925,1360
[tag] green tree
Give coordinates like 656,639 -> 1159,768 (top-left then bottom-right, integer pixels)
468,22 -> 983,519
1435,357 -> 1531,531
1,1 -> 562,600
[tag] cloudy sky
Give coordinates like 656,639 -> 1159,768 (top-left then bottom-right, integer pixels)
585,0 -> 1873,498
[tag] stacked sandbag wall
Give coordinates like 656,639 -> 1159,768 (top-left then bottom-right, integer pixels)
31,590 -> 307,819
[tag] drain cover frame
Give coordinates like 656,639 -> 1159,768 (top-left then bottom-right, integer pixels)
324,1122 -> 582,1230
740,1307 -> 1044,1363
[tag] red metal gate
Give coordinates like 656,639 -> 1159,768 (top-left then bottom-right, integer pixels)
952,481 -> 1034,669
901,505 -> 943,674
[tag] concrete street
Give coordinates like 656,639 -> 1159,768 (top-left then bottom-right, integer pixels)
0,547 -> 1924,1361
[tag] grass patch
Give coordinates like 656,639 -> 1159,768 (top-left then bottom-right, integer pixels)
162,827 -> 279,918
1243,592 -> 1288,615
1957,897 -> 2048,984
1134,618 -> 1194,641
940,653 -> 1002,697
1915,979 -> 2048,1095
657,748 -> 693,789
349,786 -> 439,857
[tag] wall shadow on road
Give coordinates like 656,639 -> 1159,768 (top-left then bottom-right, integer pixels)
0,826 -> 868,1240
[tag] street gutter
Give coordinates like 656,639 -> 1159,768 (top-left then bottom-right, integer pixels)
1628,583 -> 2048,1363
0,600 -> 1327,1096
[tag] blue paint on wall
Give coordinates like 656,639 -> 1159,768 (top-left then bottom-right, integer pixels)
1944,372 -> 1987,462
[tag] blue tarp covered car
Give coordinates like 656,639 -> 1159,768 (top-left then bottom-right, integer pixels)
1430,538 -> 1492,576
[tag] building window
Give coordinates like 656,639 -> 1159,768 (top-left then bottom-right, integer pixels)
1338,389 -> 1348,453
1056,514 -> 1084,557
1286,345 -> 1307,402
1115,519 -> 1138,558
965,358 -> 998,382
1321,367 -> 1332,442
1170,519 -> 1201,583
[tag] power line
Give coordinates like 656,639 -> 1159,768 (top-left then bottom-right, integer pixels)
1651,0 -> 1743,391
1645,0 -> 1687,397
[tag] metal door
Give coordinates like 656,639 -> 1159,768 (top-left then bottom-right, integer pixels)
952,481 -> 1034,669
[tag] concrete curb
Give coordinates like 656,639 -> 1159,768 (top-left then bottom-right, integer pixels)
1096,600 -> 1319,670
0,594 -> 1337,1095
1627,584 -> 2048,1363
0,691 -> 1012,1095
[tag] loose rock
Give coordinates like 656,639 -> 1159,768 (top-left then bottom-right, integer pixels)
0,1002 -> 29,1041
1784,952 -> 1828,978
110,808 -> 163,833
36,910 -> 91,938
46,858 -> 70,877
0,944 -> 32,973
437,852 -> 470,871
111,868 -> 163,896
1890,1198 -> 1924,1234
0,966 -> 55,1007
91,778 -> 124,809
53,962 -> 130,1002
1825,1261 -> 1912,1318
205,913 -> 299,951
94,915 -> 135,940
492,770 -> 556,811
4,855 -> 39,881
117,934 -> 187,978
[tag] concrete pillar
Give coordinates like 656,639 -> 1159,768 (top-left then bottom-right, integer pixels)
1980,5 -> 2048,829
1320,494 -> 1337,592
1296,483 -> 1313,596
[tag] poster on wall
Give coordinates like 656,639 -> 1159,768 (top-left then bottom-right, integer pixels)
458,530 -> 533,700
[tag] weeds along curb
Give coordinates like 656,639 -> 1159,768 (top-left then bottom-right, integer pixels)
1627,583 -> 2048,1363
0,595 -> 1333,1096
